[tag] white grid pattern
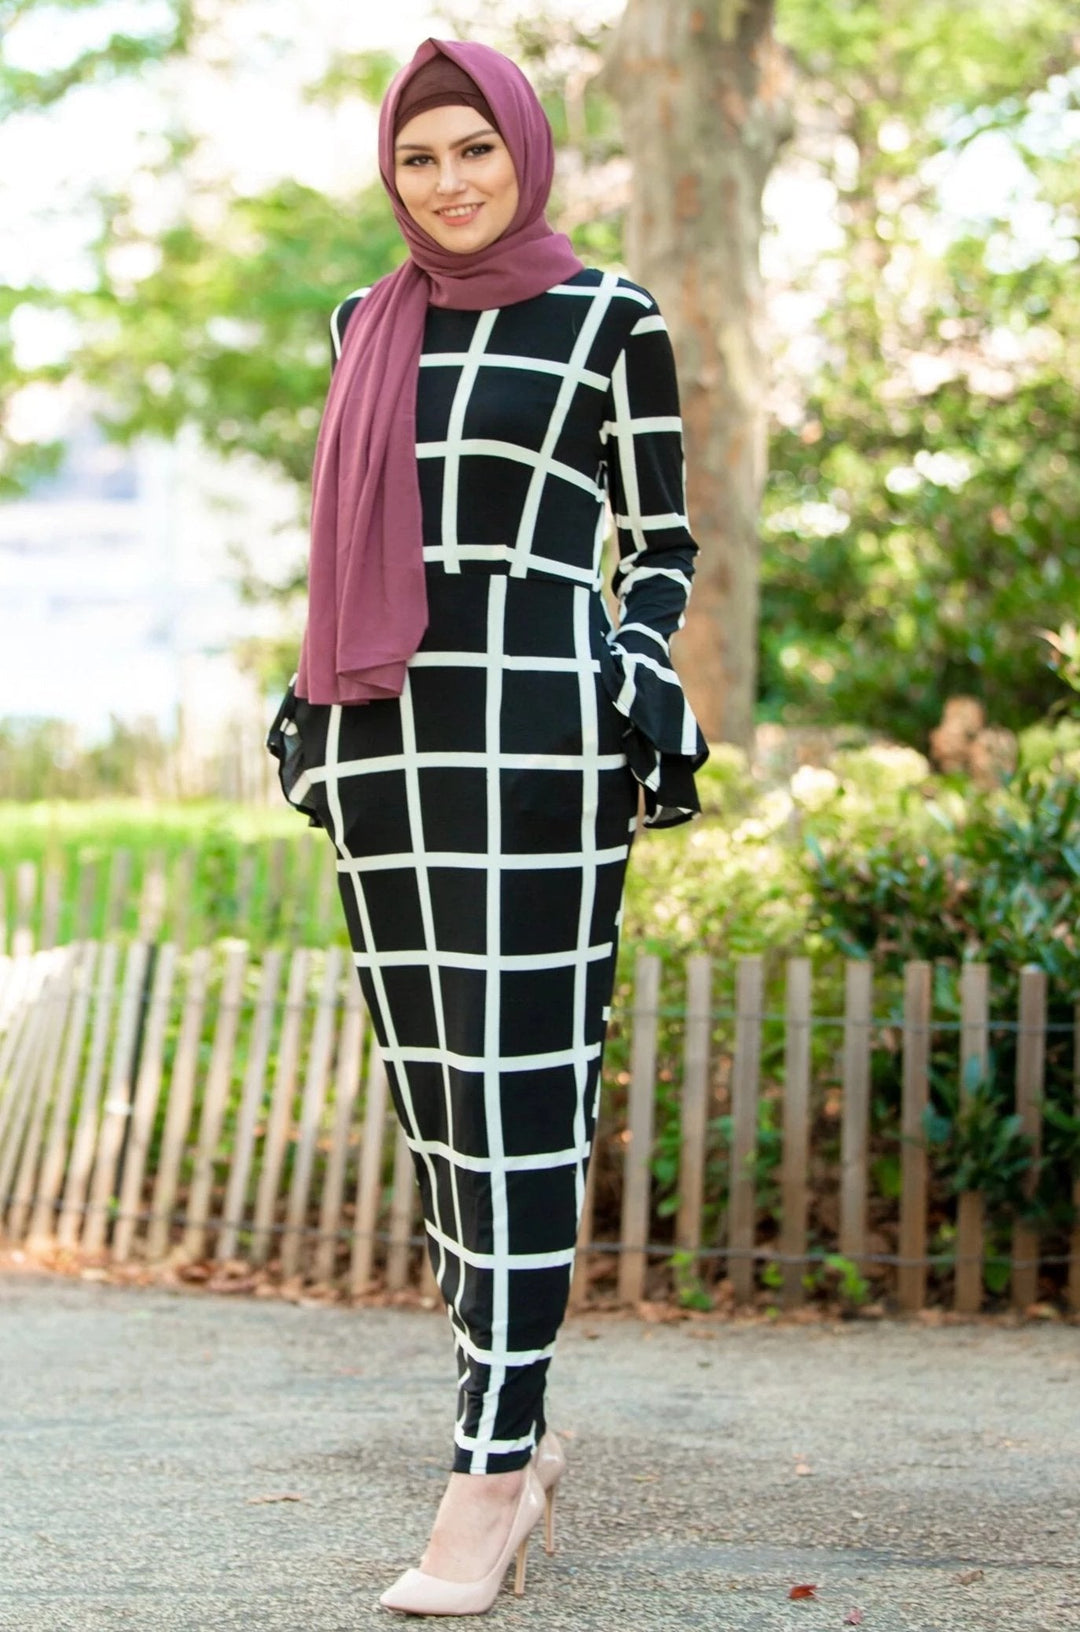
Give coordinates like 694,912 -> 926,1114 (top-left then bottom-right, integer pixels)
439,310 -> 499,573
571,586 -> 601,1224
398,666 -> 465,1310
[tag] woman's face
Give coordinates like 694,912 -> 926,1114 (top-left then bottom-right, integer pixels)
394,102 -> 519,254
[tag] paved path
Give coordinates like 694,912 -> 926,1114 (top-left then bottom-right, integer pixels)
1,1274 -> 1077,1631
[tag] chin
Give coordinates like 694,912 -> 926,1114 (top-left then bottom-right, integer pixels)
437,230 -> 498,254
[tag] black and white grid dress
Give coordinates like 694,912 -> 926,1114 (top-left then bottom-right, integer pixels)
269,266 -> 706,1474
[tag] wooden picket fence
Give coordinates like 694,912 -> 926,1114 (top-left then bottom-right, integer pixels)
0,939 -> 1078,1314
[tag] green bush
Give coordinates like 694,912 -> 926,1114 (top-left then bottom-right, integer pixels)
801,759 -> 1080,1294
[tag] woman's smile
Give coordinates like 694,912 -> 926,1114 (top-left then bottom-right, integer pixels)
437,202 -> 483,222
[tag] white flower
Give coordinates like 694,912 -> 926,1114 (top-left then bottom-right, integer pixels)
790,765 -> 840,806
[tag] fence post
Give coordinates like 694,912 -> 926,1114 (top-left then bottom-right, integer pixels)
617,951 -> 660,1305
146,946 -> 212,1260
215,949 -> 284,1265
675,954 -> 712,1269
181,943 -> 249,1263
251,948 -> 310,1266
57,941 -> 121,1249
29,942 -> 100,1246
313,974 -> 366,1286
0,955 -> 50,1158
839,960 -> 872,1276
6,950 -> 76,1240
956,963 -> 989,1314
281,947 -> 343,1280
350,1046 -> 391,1295
729,955 -> 763,1305
113,944 -> 179,1262
898,960 -> 931,1313
82,941 -> 152,1254
385,1123 -> 417,1292
780,957 -> 812,1309
1012,965 -> 1046,1311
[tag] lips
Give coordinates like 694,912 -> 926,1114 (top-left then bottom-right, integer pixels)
436,203 -> 483,224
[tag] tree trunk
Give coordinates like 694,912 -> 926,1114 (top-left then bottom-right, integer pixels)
605,0 -> 791,748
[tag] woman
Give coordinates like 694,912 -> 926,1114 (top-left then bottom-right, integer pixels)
268,36 -> 707,1616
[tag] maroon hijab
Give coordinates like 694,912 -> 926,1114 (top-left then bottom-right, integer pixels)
296,38 -> 584,705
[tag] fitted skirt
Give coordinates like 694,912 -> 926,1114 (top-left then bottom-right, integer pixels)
271,569 -> 638,1470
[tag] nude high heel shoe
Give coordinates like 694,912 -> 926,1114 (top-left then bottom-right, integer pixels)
379,1467 -> 545,1616
531,1430 -> 566,1556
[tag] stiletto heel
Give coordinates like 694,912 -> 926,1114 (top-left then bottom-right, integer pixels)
513,1535 -> 529,1596
379,1468 -> 545,1616
531,1430 -> 566,1557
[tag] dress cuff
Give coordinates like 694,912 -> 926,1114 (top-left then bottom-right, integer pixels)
266,678 -> 324,829
601,636 -> 709,829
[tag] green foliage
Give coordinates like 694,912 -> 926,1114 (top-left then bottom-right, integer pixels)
760,286 -> 1080,741
306,48 -> 399,108
762,0 -> 1080,743
777,0 -> 1078,116
0,716 -> 172,800
73,177 -> 405,490
805,767 -> 1080,983
0,799 -> 327,951
0,0 -> 198,489
817,1253 -> 871,1312
1041,624 -> 1080,698
801,748 -> 1080,1269
921,1059 -> 1036,1213
0,0 -> 195,120
668,1248 -> 713,1311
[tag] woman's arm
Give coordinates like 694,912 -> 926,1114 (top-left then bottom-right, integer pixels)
602,295 -> 708,824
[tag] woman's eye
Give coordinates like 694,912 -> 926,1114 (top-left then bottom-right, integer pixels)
465,143 -> 494,158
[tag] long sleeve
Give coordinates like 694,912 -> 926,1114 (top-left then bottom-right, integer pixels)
601,297 -> 708,827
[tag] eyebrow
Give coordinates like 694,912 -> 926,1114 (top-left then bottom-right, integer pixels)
394,126 -> 498,153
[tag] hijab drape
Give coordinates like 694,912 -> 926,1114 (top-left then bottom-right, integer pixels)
296,38 -> 583,704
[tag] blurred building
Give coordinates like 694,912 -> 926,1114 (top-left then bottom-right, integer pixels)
0,415 -> 305,794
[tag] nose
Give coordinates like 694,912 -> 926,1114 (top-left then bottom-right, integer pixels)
434,154 -> 466,195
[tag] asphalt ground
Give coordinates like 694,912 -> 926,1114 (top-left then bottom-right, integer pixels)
1,1272 -> 1078,1632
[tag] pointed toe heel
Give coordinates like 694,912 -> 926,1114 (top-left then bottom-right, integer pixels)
379,1468 -> 545,1616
